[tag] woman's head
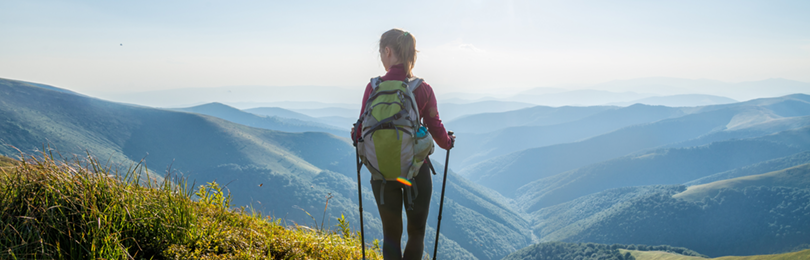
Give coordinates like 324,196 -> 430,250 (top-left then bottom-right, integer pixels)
379,28 -> 417,77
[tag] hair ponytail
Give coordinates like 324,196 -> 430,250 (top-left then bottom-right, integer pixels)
380,28 -> 417,78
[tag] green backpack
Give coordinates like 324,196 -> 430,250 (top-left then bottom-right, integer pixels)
358,77 -> 434,207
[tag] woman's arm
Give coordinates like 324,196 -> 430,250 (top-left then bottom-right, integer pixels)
414,82 -> 454,150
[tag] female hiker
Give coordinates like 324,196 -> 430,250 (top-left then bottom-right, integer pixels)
352,28 -> 455,260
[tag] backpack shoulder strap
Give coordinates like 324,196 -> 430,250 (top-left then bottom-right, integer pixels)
404,77 -> 423,125
370,77 -> 382,90
406,77 -> 424,92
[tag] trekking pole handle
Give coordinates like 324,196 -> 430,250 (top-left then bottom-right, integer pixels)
448,131 -> 454,149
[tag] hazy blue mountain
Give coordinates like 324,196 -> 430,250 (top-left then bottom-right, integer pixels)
291,107 -> 358,118
313,116 -> 355,129
446,106 -> 615,134
174,102 -> 347,137
229,101 -> 355,110
684,151 -> 810,186
439,91 -> 520,103
515,127 -> 810,212
244,106 -> 318,121
662,115 -> 810,150
511,87 -> 569,96
96,85 -> 360,108
461,94 -> 810,197
460,107 -> 750,196
22,80 -> 87,96
450,104 -> 686,166
244,106 -> 355,129
607,94 -> 737,107
591,77 -> 810,101
0,77 -> 531,260
504,90 -> 654,106
437,100 -> 536,121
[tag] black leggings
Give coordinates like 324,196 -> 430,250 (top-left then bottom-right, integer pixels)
371,164 -> 432,260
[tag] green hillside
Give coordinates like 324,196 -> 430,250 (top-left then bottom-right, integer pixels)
685,151 -> 810,186
503,242 -> 705,260
503,241 -> 810,260
0,78 -> 529,259
523,162 -> 810,257
0,76 -> 369,236
543,186 -> 810,256
0,152 -> 381,259
502,242 -> 635,260
516,127 -> 810,212
530,185 -> 685,239
674,163 -> 810,201
624,249 -> 810,260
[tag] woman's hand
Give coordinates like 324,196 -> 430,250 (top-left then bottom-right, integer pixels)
448,131 -> 455,149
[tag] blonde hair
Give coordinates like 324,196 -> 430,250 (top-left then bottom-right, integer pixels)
379,28 -> 417,78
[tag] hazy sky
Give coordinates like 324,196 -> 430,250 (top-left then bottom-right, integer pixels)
1,0 -> 808,96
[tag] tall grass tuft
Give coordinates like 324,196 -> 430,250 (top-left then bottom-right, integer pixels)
0,153 -> 381,259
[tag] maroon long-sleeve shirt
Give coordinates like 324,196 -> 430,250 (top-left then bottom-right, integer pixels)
356,64 -> 453,150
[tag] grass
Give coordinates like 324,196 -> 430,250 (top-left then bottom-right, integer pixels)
0,153 -> 381,259
622,249 -> 810,260
0,155 -> 15,168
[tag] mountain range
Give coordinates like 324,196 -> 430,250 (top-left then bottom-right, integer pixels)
4,76 -> 810,258
0,77 -> 530,260
174,102 -> 347,137
460,94 -> 810,197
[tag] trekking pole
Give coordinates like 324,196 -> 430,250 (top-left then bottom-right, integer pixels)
433,130 -> 453,260
353,123 -> 366,260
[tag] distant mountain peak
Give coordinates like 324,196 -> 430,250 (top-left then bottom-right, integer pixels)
1,77 -> 82,96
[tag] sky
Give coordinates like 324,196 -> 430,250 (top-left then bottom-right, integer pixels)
1,0 -> 809,97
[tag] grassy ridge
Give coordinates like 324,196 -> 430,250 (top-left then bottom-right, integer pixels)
674,163 -> 810,201
623,249 -> 810,260
0,153 -> 380,259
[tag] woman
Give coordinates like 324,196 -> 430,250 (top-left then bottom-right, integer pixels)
353,28 -> 455,260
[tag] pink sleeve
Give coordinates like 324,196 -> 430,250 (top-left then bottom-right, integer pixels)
414,82 -> 453,150
359,83 -> 372,118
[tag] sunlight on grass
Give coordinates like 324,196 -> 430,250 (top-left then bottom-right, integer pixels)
0,153 -> 381,259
